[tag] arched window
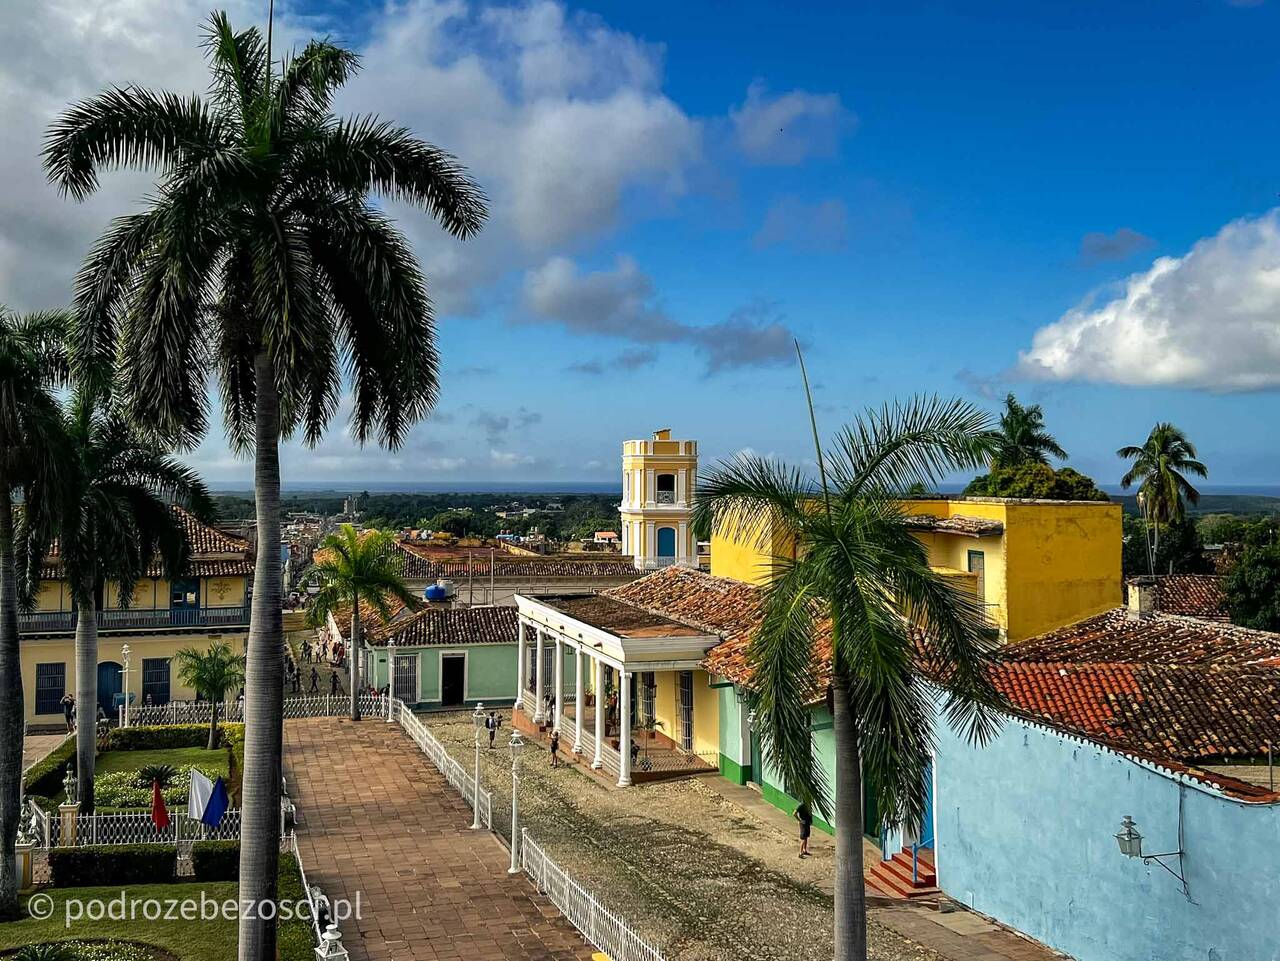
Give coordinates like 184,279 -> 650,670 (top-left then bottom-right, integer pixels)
656,526 -> 677,558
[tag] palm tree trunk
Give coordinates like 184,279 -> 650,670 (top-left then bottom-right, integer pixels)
0,480 -> 24,919
832,673 -> 868,961
208,698 -> 219,752
349,604 -> 361,721
75,582 -> 98,814
237,350 -> 285,961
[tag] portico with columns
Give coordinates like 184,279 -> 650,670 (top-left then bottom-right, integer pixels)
512,591 -> 721,787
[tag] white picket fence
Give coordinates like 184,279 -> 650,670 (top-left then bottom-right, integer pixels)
520,829 -> 666,961
395,703 -> 493,830
25,799 -> 243,849
123,693 -> 388,727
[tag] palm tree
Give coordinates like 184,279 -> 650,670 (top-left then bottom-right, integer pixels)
990,393 -> 1067,468
695,386 -> 1005,961
176,641 -> 247,750
0,306 -> 67,919
43,14 -> 484,957
1118,422 -> 1208,562
55,385 -> 212,813
305,525 -> 418,720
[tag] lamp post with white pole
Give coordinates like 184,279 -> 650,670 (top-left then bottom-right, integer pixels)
120,644 -> 132,728
385,637 -> 397,723
470,702 -> 485,830
507,730 -> 524,874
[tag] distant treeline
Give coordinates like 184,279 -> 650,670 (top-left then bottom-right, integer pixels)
1115,493 -> 1280,516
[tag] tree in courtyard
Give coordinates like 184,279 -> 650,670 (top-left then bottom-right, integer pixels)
989,393 -> 1067,469
1223,545 -> 1280,632
1118,423 -> 1208,567
964,462 -> 1108,501
695,385 -> 1005,961
0,306 -> 68,918
55,384 -> 212,813
43,14 -> 485,956
176,641 -> 247,750
305,525 -> 417,719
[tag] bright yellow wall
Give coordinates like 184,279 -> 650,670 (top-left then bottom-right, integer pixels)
1001,501 -> 1122,641
690,669 -> 720,757
35,582 -> 67,612
651,670 -> 679,740
709,513 -> 796,586
33,576 -> 248,613
20,633 -> 249,726
204,577 -> 247,608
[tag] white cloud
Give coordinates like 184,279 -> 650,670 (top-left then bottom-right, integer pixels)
1017,209 -> 1280,391
730,80 -> 853,166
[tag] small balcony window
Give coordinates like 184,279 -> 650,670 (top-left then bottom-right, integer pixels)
656,473 -> 676,504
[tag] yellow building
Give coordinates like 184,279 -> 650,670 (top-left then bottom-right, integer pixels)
619,429 -> 699,571
21,508 -> 253,728
711,495 -> 1123,643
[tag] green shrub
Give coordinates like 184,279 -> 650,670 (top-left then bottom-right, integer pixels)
277,852 -> 318,961
23,737 -> 75,798
93,766 -> 221,808
103,725 -> 209,751
222,725 -> 245,803
10,943 -> 155,961
48,845 -> 175,888
191,840 -> 239,881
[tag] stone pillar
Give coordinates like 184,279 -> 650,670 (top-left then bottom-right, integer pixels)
572,647 -> 584,754
59,802 -> 80,847
592,657 -> 604,770
553,637 -> 564,732
514,621 -> 526,711
533,630 -> 546,723
14,838 -> 34,892
618,670 -> 632,787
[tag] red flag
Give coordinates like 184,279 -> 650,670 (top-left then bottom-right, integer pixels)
151,780 -> 170,829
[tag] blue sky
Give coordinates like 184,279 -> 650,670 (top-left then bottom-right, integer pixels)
5,1 -> 1280,486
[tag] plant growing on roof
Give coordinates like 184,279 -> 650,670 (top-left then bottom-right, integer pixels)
694,360 -> 1006,961
305,525 -> 419,721
44,11 -> 485,956
0,305 -> 69,918
176,640 -> 246,750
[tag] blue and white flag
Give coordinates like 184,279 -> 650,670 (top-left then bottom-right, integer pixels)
188,770 -> 230,827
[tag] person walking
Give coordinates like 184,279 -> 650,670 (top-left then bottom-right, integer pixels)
549,729 -> 561,769
794,799 -> 814,859
329,671 -> 340,696
59,693 -> 75,734
309,667 -> 320,693
486,711 -> 501,749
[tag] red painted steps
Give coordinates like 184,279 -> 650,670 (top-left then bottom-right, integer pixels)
866,847 -> 940,899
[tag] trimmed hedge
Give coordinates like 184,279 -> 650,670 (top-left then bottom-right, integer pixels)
48,844 -> 176,887
191,840 -> 239,881
103,725 -> 209,751
277,851 -> 317,961
23,736 -> 75,799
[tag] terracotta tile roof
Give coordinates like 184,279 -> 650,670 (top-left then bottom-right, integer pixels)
1126,574 -> 1228,620
341,605 -> 518,648
992,662 -> 1280,763
396,542 -> 638,580
1001,609 -> 1280,665
539,593 -> 705,639
903,514 -> 1004,537
605,567 -> 832,690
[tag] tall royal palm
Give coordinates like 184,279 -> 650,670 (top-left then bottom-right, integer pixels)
991,393 -> 1067,468
0,307 -> 67,918
1118,422 -> 1208,559
43,14 -> 485,956
695,390 -> 1005,961
56,386 -> 212,814
306,525 -> 417,720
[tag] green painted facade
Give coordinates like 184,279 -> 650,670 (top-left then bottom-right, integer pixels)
372,641 -> 578,708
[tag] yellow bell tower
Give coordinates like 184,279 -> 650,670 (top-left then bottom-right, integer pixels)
620,428 -> 699,571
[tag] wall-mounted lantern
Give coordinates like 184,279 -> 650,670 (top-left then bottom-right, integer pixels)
1114,815 -> 1189,899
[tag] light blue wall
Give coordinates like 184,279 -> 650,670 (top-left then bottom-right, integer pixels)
934,714 -> 1280,961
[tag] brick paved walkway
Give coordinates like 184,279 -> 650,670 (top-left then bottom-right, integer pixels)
284,718 -> 596,961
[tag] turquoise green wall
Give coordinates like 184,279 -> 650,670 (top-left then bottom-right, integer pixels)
373,642 -> 518,705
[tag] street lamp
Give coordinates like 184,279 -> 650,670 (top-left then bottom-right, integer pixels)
470,702 -> 485,830
1114,815 -> 1189,897
385,637 -> 397,723
507,730 -> 524,875
120,644 -> 132,728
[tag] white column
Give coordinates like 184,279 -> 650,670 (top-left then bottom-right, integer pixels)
573,647 -> 583,754
677,468 -> 687,507
553,637 -> 564,732
592,656 -> 604,770
618,670 -> 632,787
534,629 -> 546,722
678,521 -> 689,563
514,621 -> 526,710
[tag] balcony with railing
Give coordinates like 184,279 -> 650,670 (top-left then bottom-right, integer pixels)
18,604 -> 251,635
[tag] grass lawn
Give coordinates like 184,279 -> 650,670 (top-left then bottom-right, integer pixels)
95,748 -> 229,778
0,882 -> 239,961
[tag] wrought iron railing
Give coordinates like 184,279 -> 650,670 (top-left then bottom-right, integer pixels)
19,605 -> 250,634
